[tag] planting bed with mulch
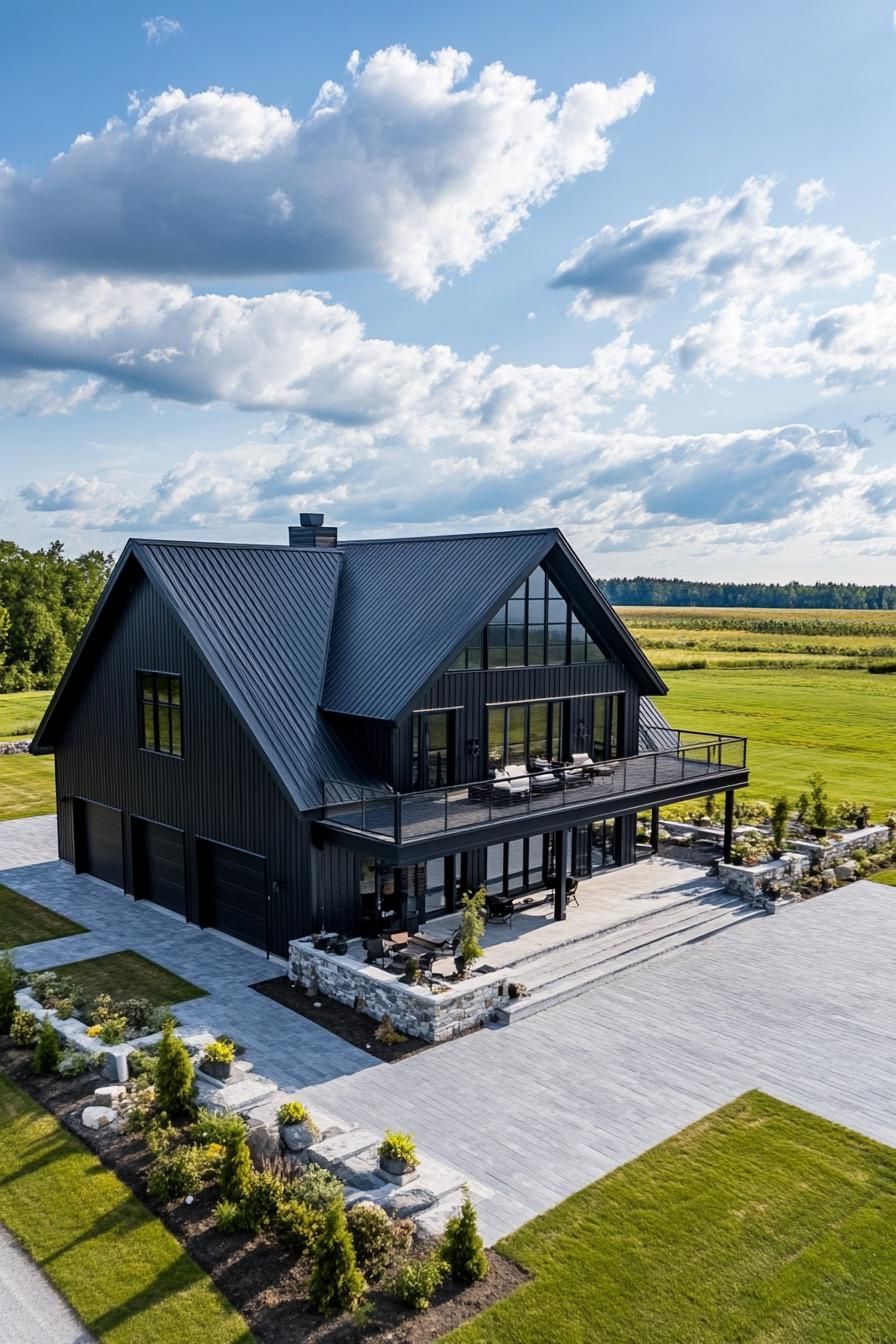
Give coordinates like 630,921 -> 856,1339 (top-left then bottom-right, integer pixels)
251,976 -> 440,1062
0,1038 -> 525,1342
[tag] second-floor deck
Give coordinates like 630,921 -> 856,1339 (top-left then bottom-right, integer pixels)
318,729 -> 748,861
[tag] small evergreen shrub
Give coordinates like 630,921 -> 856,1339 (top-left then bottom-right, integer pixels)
275,1198 -> 324,1254
155,1018 -> 195,1117
118,997 -> 155,1032
32,1016 -> 60,1075
295,1163 -> 344,1211
242,1169 -> 288,1228
190,1107 -> 246,1146
0,952 -> 16,1035
146,1145 -> 206,1200
390,1250 -> 446,1310
457,886 -> 486,966
440,1190 -> 488,1284
213,1198 -> 257,1234
10,1008 -> 38,1047
277,1100 -> 311,1126
346,1201 -> 397,1280
57,1047 -> 90,1077
127,1048 -> 159,1084
145,1115 -> 178,1156
219,1130 -> 253,1204
374,1014 -> 408,1045
307,1201 -> 366,1314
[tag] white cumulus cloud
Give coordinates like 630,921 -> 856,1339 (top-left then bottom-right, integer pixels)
143,15 -> 182,43
794,177 -> 832,214
0,48 -> 654,298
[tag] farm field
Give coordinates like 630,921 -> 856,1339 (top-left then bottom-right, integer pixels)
0,689 -> 53,820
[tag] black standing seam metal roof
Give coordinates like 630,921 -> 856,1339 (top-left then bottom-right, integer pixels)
322,529 -> 558,720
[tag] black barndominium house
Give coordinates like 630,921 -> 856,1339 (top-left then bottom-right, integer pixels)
32,517 -> 748,957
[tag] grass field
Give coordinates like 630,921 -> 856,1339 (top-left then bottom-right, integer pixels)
0,882 -> 85,949
48,950 -> 207,1009
0,1075 -> 252,1343
447,1091 -> 896,1344
0,689 -> 52,740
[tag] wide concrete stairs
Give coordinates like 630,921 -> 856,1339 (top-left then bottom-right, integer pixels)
495,886 -> 763,1025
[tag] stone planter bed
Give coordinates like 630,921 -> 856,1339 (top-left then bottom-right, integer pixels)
289,939 -> 509,1044
250,975 -> 433,1061
0,1038 -> 523,1343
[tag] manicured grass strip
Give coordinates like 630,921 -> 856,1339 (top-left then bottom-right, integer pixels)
0,752 -> 56,820
50,950 -> 207,1008
0,689 -> 52,739
445,1092 -> 896,1344
0,1075 -> 252,1343
0,882 -> 86,949
869,869 -> 896,887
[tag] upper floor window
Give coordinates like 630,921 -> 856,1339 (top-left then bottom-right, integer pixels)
139,672 -> 182,756
448,566 -> 606,670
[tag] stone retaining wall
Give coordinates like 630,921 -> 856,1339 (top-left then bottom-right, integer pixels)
788,824 -> 890,866
289,941 -> 506,1044
0,739 -> 31,755
718,851 -> 807,900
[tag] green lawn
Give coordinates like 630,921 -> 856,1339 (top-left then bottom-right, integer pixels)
0,1075 -> 252,1343
662,667 -> 896,814
869,869 -> 896,887
0,689 -> 51,739
447,1092 -> 896,1344
49,950 -> 207,1009
0,882 -> 85,948
0,751 -> 56,820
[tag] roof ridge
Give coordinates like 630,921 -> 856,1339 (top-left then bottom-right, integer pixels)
340,527 -> 560,547
131,538 -> 337,556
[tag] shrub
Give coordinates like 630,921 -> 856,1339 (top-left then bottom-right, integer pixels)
0,952 -> 16,1035
145,1115 -> 178,1157
127,1048 -> 159,1084
32,1016 -> 60,1075
28,970 -> 78,1010
202,1039 -> 235,1065
190,1107 -> 246,1146
346,1201 -> 397,1280
213,1198 -> 257,1234
220,1131 -> 253,1204
276,1198 -> 324,1254
457,886 -> 486,966
307,1201 -> 366,1315
242,1169 -> 288,1228
390,1250 -> 446,1310
295,1163 -> 344,1211
440,1190 -> 488,1285
118,997 -> 155,1033
374,1015 -> 408,1046
97,1014 -> 129,1045
53,997 -> 75,1020
10,1008 -> 38,1047
277,1100 -> 311,1127
379,1130 -> 418,1168
807,772 -> 830,832
57,1047 -> 90,1077
770,795 -> 790,852
155,1019 -> 195,1117
146,1145 -> 208,1201
868,660 -> 896,674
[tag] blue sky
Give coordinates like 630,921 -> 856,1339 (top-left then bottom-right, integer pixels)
1,0 -> 895,579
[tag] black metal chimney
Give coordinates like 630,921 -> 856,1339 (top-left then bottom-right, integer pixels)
288,513 -> 338,548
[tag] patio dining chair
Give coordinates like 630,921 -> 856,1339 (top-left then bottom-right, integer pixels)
565,877 -> 580,908
486,892 -> 515,925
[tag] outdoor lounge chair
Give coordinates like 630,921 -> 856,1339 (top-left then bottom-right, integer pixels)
491,763 -> 531,805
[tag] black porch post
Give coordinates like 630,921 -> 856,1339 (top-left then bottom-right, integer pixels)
723,789 -> 735,863
650,806 -> 660,853
553,827 -> 569,921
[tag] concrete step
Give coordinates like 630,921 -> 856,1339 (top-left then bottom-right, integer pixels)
504,892 -> 748,993
496,904 -> 763,1024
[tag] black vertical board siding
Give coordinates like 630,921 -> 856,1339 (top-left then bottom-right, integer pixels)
52,571 -> 309,954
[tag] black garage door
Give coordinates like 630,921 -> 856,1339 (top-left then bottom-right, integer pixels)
73,799 -> 124,889
199,839 -> 267,950
132,818 -> 186,916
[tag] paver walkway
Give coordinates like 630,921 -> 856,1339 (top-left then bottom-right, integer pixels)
3,815 -> 896,1244
0,1223 -> 93,1344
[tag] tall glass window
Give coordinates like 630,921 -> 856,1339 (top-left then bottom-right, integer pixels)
448,566 -> 607,669
139,672 -> 182,757
488,700 -> 566,768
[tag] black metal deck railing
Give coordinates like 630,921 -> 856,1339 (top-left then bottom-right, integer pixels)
321,729 -> 747,845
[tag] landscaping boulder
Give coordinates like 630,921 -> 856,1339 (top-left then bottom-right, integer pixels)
834,861 -> 857,881
81,1105 -> 117,1130
281,1121 -> 319,1152
94,1084 -> 126,1106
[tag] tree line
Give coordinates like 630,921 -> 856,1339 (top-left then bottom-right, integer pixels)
0,540 -> 113,692
599,577 -> 896,610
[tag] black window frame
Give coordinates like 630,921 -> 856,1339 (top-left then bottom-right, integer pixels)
448,566 -> 607,670
138,670 -> 183,758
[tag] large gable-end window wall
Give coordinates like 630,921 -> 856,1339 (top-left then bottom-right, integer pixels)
139,672 -> 182,756
448,566 -> 606,670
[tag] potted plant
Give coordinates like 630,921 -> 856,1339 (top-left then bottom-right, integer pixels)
378,1129 -> 418,1178
403,955 -> 420,985
200,1038 -> 235,1081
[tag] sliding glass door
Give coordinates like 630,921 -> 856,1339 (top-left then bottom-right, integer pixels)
412,711 -> 454,790
487,700 -> 566,770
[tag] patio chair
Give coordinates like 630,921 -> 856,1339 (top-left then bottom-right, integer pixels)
562,753 -> 597,788
565,877 -> 580,908
364,936 -> 393,967
491,764 -> 531,805
486,892 -> 515,925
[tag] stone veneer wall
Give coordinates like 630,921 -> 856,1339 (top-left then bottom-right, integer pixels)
289,941 -> 506,1044
788,824 -> 890,865
718,852 -> 807,900
0,739 -> 30,755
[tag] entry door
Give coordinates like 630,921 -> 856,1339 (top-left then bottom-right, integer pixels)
73,799 -> 124,889
412,712 -> 453,790
132,818 -> 186,916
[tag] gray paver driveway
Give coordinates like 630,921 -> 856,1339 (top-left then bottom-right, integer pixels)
3,815 -> 896,1243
